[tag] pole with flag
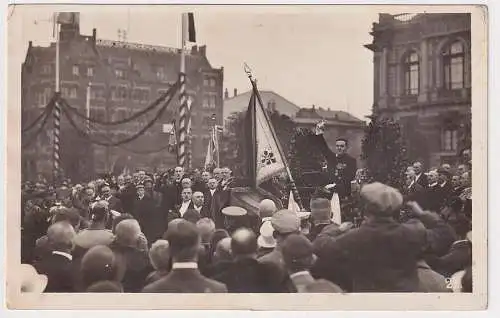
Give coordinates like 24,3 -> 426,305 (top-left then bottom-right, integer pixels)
177,12 -> 196,169
243,64 -> 304,211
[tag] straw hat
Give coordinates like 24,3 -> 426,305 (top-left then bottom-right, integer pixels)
257,220 -> 276,249
19,264 -> 47,293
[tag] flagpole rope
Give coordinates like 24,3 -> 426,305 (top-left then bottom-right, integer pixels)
53,97 -> 61,181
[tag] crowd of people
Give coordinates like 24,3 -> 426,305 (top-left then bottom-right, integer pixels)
19,154 -> 472,294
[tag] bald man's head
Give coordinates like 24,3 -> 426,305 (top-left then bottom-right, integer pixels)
115,219 -> 141,247
231,228 -> 258,257
47,221 -> 76,252
214,237 -> 232,262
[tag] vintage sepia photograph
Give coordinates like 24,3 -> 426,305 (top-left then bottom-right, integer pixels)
5,3 -> 487,310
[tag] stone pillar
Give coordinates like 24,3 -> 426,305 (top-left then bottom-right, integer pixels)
418,39 -> 429,103
379,48 -> 388,108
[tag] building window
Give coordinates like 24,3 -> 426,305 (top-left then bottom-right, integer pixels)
41,64 -> 52,75
115,69 -> 125,79
441,128 -> 458,151
87,67 -> 94,77
70,87 -> 78,99
210,78 -> 216,87
72,65 -> 79,76
37,87 -> 52,106
112,86 -> 128,101
132,88 -> 150,103
403,51 -> 419,95
90,87 -> 105,100
443,41 -> 465,90
156,67 -> 165,81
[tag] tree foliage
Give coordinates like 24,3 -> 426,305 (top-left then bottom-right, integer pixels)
361,116 -> 409,190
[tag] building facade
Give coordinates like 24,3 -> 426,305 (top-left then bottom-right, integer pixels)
365,13 -> 471,168
21,13 -> 224,182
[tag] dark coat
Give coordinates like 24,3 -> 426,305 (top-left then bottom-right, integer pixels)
427,240 -> 472,277
34,252 -> 76,293
110,242 -> 153,293
403,182 -> 426,207
134,196 -> 163,244
415,173 -> 429,188
105,195 -> 123,213
142,268 -> 228,293
212,257 -> 287,293
210,186 -> 232,229
310,134 -> 357,198
160,179 -> 183,211
118,183 -> 137,215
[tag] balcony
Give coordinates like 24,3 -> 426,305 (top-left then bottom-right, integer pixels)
436,87 -> 471,103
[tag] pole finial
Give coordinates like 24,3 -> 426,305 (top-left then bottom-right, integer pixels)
243,62 -> 253,79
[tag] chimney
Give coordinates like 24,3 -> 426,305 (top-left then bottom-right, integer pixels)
233,88 -> 237,97
312,104 -> 315,110
92,28 -> 96,43
199,45 -> 206,56
224,88 -> 229,99
28,41 -> 33,49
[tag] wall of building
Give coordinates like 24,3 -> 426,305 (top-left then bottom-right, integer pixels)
366,13 -> 471,168
21,19 -> 223,181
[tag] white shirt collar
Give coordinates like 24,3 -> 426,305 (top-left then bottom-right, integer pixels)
289,271 -> 310,279
52,251 -> 72,261
194,205 -> 202,212
179,201 -> 190,216
430,182 -> 438,187
172,262 -> 198,269
210,189 -> 216,195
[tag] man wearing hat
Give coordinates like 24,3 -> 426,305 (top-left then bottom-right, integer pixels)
311,182 -> 432,292
221,206 -> 248,234
258,209 -> 301,277
281,233 -> 343,293
134,183 -> 162,244
307,197 -> 334,242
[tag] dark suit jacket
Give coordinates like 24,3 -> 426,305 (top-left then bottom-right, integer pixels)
34,252 -> 76,293
210,185 -> 232,229
310,134 -> 357,198
415,173 -> 429,188
404,182 -> 426,207
142,268 -> 228,293
187,202 -> 211,219
110,242 -> 153,293
106,195 -> 123,213
212,257 -> 287,293
161,179 -> 183,211
134,196 -> 163,244
118,183 -> 137,215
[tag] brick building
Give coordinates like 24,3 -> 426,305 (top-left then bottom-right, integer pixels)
364,13 -> 471,168
21,13 -> 224,182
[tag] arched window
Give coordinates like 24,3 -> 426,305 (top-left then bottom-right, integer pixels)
443,41 -> 465,90
404,52 -> 419,95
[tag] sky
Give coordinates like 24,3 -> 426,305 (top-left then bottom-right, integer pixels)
8,4 -> 385,120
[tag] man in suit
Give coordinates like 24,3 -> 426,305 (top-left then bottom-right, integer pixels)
311,121 -> 357,199
134,184 -> 162,244
142,219 -> 227,293
100,185 -> 123,214
412,162 -> 429,188
34,221 -> 77,292
160,166 -> 185,213
204,178 -> 218,213
210,175 -> 233,229
281,233 -> 343,293
187,191 -> 210,219
110,219 -> 152,292
404,167 -> 426,207
213,228 -> 287,293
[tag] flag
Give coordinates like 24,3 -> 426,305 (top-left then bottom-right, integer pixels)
204,127 -> 217,169
245,91 -> 286,187
330,192 -> 342,225
168,120 -> 177,153
183,13 -> 196,43
288,190 -> 300,214
56,12 -> 79,25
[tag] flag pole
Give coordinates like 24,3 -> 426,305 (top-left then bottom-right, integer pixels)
53,19 -> 61,184
243,64 -> 304,210
177,13 -> 188,169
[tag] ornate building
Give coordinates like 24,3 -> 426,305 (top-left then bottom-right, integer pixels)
365,13 -> 471,167
21,13 -> 224,182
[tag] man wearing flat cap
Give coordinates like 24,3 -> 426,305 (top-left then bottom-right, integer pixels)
311,182 -> 455,292
258,209 -> 301,278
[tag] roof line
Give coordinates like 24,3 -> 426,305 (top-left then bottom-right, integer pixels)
95,38 -> 191,55
224,89 -> 300,110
